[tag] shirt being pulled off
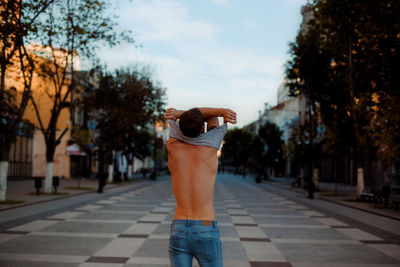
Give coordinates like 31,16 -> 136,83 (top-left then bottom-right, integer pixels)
168,120 -> 227,150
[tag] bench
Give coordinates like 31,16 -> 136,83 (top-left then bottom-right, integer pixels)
33,176 -> 44,195
291,177 -> 302,188
358,192 -> 377,203
32,176 -> 61,195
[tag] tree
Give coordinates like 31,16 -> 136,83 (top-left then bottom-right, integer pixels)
368,92 -> 400,201
258,122 -> 284,176
286,123 -> 311,178
221,128 -> 254,171
81,67 -> 166,186
29,0 -> 132,193
286,0 -> 399,195
114,67 -> 166,161
0,0 -> 54,200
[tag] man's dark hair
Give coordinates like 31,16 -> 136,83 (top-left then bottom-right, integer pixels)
179,108 -> 205,138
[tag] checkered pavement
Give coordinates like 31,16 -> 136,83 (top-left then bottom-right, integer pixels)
0,174 -> 399,267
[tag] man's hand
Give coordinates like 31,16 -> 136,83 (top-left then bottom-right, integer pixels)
222,109 -> 237,124
164,108 -> 182,121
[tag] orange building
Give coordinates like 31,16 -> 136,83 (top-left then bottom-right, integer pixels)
5,44 -> 75,179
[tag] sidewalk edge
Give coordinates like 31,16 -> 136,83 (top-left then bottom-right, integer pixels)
0,178 -> 148,212
266,181 -> 400,222
318,196 -> 400,222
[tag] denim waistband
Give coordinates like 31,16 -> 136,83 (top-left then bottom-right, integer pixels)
172,219 -> 218,228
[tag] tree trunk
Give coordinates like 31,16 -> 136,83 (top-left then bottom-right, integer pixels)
44,142 -> 56,193
300,167 -> 304,184
44,161 -> 54,193
334,158 -> 338,196
0,141 -> 11,201
127,164 -> 133,179
77,156 -> 83,189
0,161 -> 9,201
313,167 -> 319,190
356,167 -> 364,197
390,163 -> 393,206
108,164 -> 113,183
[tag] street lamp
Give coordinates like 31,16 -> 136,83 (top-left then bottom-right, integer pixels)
97,108 -> 106,193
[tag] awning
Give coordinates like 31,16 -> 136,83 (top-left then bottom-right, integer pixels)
66,143 -> 86,156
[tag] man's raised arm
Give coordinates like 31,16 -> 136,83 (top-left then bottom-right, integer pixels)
197,108 -> 237,124
164,107 -> 237,124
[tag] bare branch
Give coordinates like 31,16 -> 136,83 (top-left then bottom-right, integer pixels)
29,95 -> 46,138
56,127 -> 69,146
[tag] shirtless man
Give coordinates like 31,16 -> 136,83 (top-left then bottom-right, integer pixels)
165,107 -> 236,267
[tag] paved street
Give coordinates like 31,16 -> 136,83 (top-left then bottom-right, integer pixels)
0,173 -> 400,267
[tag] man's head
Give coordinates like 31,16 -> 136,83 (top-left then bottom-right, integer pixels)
179,108 -> 205,138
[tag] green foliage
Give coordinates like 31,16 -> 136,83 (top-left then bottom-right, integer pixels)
82,67 -> 166,161
221,128 -> 254,167
28,0 -> 133,162
0,0 -> 54,160
368,92 -> 400,168
221,122 -> 284,174
258,122 -> 285,173
285,0 -> 399,163
71,125 -> 92,146
287,123 -> 309,167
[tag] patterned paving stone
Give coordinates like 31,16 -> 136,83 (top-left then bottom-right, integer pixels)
0,174 -> 399,267
152,223 -> 171,235
0,235 -> 111,255
219,225 -> 239,237
222,241 -> 249,260
8,220 -> 60,232
275,243 -> 400,264
38,221 -> 132,234
260,227 -> 351,240
97,205 -> 151,212
124,264 -> 167,267
252,216 -> 323,225
132,238 -> 170,258
242,241 -> 286,262
216,214 -> 233,223
0,261 -> 79,267
247,208 -> 304,216
73,212 -> 144,221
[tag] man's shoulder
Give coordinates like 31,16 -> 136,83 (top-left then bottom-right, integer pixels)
167,137 -> 182,146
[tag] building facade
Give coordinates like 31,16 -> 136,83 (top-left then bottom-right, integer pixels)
5,44 -> 81,179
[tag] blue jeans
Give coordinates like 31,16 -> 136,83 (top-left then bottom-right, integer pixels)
169,220 -> 223,267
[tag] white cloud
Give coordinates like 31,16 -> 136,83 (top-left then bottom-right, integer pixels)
101,0 -> 290,125
120,0 -> 220,42
283,0 -> 306,7
195,47 -> 284,78
243,20 -> 260,30
211,0 -> 231,6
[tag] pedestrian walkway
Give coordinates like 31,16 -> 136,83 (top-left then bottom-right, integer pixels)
1,175 -> 146,211
0,173 -> 399,266
268,176 -> 400,221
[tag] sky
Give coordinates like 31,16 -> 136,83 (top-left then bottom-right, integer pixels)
98,0 -> 307,127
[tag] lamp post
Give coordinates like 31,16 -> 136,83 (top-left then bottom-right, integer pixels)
97,109 -> 106,193
151,123 -> 157,181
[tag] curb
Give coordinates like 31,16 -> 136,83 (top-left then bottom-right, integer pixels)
266,181 -> 400,222
318,196 -> 400,222
0,177 -> 151,212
